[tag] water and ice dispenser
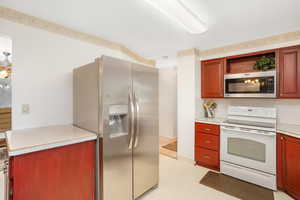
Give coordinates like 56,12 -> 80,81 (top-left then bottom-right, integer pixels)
108,104 -> 128,138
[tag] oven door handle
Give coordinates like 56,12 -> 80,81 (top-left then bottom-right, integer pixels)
221,127 -> 276,137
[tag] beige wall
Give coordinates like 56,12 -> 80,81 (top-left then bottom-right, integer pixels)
177,54 -> 198,159
159,67 -> 177,138
0,18 -> 137,130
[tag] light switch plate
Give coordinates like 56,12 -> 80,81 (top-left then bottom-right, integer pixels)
22,104 -> 30,114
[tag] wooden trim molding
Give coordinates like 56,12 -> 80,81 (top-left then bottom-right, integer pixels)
199,30 -> 300,57
177,31 -> 300,58
0,6 -> 155,66
177,48 -> 200,57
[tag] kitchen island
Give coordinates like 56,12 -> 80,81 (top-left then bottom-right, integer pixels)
6,125 -> 97,200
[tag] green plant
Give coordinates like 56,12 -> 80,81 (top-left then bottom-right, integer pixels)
253,56 -> 275,71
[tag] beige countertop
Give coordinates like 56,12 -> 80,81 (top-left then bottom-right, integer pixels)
277,123 -> 300,139
195,118 -> 225,125
196,118 -> 300,139
6,125 -> 97,156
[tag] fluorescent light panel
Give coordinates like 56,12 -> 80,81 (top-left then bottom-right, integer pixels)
144,0 -> 207,34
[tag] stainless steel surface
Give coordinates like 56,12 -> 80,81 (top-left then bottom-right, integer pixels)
224,71 -> 276,79
73,56 -> 159,200
0,78 -> 11,108
101,56 -> 133,200
73,60 -> 100,134
132,64 -> 159,199
224,70 -> 276,98
133,92 -> 140,148
128,88 -> 135,150
224,93 -> 277,98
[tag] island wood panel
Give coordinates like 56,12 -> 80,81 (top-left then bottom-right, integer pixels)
10,141 -> 96,200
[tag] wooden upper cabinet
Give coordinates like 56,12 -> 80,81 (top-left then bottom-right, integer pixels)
201,58 -> 225,98
279,46 -> 300,98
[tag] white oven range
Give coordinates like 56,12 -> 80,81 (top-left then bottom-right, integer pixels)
220,106 -> 277,190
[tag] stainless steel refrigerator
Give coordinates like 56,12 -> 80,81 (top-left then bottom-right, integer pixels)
73,56 -> 159,200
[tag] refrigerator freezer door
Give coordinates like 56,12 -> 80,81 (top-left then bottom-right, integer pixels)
100,56 -> 133,200
132,64 -> 159,199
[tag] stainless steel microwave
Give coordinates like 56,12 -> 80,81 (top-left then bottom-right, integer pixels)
224,71 -> 276,98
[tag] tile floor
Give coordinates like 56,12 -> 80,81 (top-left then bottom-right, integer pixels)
139,155 -> 293,200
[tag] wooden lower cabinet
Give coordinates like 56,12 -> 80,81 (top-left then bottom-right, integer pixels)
195,122 -> 220,171
10,141 -> 96,200
277,133 -> 300,200
195,147 -> 219,169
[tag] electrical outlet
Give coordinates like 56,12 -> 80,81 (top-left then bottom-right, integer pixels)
22,104 -> 30,114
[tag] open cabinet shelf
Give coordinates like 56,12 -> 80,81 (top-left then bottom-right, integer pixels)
225,51 -> 277,74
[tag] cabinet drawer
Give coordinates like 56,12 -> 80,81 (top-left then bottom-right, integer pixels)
195,133 -> 219,151
195,147 -> 219,167
195,123 -> 220,135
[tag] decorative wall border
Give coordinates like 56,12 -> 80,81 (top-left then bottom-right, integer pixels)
177,48 -> 200,57
177,30 -> 300,58
0,6 -> 155,66
200,30 -> 300,57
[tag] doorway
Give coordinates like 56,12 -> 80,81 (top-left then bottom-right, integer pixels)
0,35 -> 12,132
158,66 -> 177,159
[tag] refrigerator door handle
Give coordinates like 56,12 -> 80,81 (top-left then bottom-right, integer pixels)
134,92 -> 140,148
128,88 -> 135,149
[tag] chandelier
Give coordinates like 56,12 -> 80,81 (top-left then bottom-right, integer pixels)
0,52 -> 12,79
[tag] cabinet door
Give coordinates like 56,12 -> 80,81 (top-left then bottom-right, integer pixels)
279,46 -> 300,98
283,135 -> 300,200
11,141 -> 96,200
201,58 -> 224,98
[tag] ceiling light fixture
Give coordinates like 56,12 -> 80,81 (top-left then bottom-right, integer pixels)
144,0 -> 207,34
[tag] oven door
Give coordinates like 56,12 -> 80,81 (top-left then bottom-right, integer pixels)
224,71 -> 276,98
221,126 -> 276,174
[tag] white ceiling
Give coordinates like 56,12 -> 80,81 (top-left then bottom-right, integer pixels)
1,0 -> 300,59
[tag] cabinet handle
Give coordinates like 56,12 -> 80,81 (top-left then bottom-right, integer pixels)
204,140 -> 211,144
203,155 -> 211,159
